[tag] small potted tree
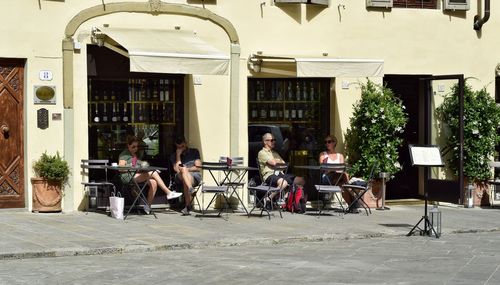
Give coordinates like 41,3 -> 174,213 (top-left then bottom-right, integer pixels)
344,80 -> 408,207
31,152 -> 70,212
436,83 -> 500,206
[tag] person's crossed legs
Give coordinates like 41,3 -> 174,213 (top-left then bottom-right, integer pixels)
176,168 -> 201,215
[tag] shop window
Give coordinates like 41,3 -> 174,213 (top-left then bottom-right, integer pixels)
247,78 -> 331,166
87,45 -> 184,167
393,0 -> 437,9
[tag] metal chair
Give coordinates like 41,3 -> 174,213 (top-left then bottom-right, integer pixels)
314,163 -> 346,217
247,162 -> 288,219
219,156 -> 247,212
198,161 -> 231,217
80,159 -> 116,211
342,162 -> 378,215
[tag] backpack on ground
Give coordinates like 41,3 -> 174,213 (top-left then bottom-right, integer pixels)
286,184 -> 306,214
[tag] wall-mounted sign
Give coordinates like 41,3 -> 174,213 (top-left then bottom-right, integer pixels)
39,70 -> 53,81
52,113 -> 62,121
34,85 -> 56,104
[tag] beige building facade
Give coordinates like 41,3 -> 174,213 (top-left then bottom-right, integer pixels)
0,0 -> 497,211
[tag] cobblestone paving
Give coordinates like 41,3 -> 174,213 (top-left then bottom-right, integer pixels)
1,231 -> 499,285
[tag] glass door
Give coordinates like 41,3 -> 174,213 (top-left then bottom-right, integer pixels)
424,75 -> 465,204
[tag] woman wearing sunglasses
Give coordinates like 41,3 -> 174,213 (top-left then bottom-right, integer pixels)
318,135 -> 351,204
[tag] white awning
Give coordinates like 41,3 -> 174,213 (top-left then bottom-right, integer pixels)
249,54 -> 384,77
97,27 -> 230,75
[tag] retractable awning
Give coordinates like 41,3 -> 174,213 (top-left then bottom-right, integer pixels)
95,27 -> 230,75
248,54 -> 384,77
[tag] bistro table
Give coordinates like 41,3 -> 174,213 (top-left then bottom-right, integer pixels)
200,163 -> 257,215
106,165 -> 168,220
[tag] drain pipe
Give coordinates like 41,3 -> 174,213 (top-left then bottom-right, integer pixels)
473,0 -> 490,31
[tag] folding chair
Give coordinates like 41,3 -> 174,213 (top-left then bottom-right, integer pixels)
81,159 -> 116,212
247,162 -> 289,220
314,163 -> 346,217
342,162 -> 378,215
219,156 -> 247,212
168,172 -> 203,213
199,161 -> 231,217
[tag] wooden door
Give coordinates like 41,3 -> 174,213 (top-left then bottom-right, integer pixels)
0,59 -> 25,208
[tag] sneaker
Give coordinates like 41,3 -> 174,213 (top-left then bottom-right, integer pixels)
143,203 -> 151,215
181,207 -> 190,216
188,187 -> 196,194
167,191 -> 182,200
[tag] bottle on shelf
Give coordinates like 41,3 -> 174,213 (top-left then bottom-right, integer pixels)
284,107 -> 290,120
159,79 -> 165,101
93,103 -> 100,123
111,103 -> 118,122
260,104 -> 267,120
287,81 -> 293,101
152,80 -> 159,101
110,83 -> 116,101
102,103 -> 108,123
269,105 -> 277,120
290,104 -> 297,119
309,82 -> 315,101
297,103 -> 304,120
251,105 -> 258,120
137,104 -> 144,122
295,82 -> 301,101
122,103 -> 129,123
302,82 -> 308,101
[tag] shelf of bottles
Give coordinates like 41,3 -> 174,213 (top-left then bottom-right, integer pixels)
248,78 -> 329,126
88,77 -> 178,125
87,75 -> 183,162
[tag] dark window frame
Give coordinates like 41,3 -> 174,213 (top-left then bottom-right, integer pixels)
393,0 -> 437,9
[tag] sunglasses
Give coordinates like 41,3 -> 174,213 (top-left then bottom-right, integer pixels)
265,139 -> 276,142
325,140 -> 335,144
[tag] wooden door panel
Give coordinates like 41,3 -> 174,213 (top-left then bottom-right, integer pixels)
0,59 -> 25,208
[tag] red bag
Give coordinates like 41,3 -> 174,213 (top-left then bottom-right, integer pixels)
286,185 -> 306,213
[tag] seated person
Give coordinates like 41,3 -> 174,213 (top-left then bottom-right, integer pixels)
258,132 -> 303,210
170,135 -> 202,216
318,134 -> 351,204
119,135 -> 182,214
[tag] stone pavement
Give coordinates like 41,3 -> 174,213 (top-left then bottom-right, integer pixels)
1,204 -> 500,260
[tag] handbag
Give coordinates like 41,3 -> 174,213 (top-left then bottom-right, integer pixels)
109,192 -> 124,220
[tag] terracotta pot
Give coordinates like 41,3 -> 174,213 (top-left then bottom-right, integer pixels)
361,180 -> 382,209
31,178 -> 62,212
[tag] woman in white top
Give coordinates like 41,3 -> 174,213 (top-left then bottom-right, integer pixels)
318,135 -> 351,204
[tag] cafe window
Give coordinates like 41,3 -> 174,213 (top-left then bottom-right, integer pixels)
393,0 -> 437,9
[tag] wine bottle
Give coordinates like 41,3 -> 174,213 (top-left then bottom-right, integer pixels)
287,81 -> 293,100
162,103 -> 168,122
128,79 -> 133,101
295,81 -> 300,101
297,104 -> 304,119
302,82 -> 308,101
138,104 -> 144,122
102,103 -> 108,123
123,103 -> 129,123
284,107 -> 290,120
102,88 -> 108,101
251,106 -> 258,120
111,103 -> 118,122
291,104 -> 297,119
270,105 -> 277,119
159,79 -> 165,101
110,83 -> 116,101
309,82 -> 315,101
93,103 -> 100,123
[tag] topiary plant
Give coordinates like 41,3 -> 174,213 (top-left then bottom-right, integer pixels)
33,152 -> 70,184
345,80 -> 408,179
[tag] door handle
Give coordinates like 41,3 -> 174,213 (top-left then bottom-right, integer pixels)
1,124 -> 9,134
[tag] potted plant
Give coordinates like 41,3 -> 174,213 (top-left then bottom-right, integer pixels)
344,80 -> 408,207
436,83 -> 500,206
31,152 -> 70,212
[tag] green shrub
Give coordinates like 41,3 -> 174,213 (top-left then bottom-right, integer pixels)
33,152 -> 70,184
345,80 -> 408,179
436,83 -> 500,182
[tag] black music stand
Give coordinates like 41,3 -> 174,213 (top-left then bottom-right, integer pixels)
407,144 -> 444,238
